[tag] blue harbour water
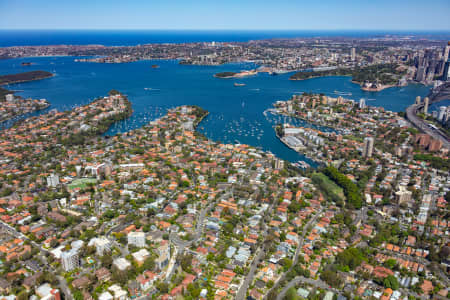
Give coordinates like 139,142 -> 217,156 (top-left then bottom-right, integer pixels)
0,30 -> 436,164
0,56 -> 431,164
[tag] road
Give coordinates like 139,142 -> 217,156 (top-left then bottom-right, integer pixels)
263,208 -> 323,299
1,221 -> 73,299
406,104 -> 450,149
406,82 -> 450,149
235,195 -> 278,300
276,276 -> 338,300
235,248 -> 264,300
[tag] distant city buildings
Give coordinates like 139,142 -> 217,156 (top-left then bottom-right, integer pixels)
423,97 -> 429,114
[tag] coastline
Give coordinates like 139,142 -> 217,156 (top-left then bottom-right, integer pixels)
290,75 -> 400,92
272,110 -> 340,131
0,102 -> 51,123
274,126 -> 323,166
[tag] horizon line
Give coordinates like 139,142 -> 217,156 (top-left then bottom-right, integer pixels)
1,28 -> 450,32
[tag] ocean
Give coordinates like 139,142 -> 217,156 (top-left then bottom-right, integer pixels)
1,29 -> 450,47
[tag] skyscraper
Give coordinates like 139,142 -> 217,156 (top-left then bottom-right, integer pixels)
363,137 -> 374,158
443,60 -> 450,81
439,42 -> 450,75
443,42 -> 450,62
351,47 -> 356,61
438,106 -> 446,122
359,98 -> 366,109
423,97 -> 429,114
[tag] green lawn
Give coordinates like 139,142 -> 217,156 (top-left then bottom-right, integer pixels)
68,178 -> 97,190
312,172 -> 346,201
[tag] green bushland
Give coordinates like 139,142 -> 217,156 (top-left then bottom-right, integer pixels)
323,166 -> 363,209
214,72 -> 237,78
0,70 -> 54,85
413,154 -> 450,171
290,63 -> 405,85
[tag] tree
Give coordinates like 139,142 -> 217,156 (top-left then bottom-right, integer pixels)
336,247 -> 365,270
156,281 -> 169,293
383,275 -> 399,290
285,287 -> 300,300
16,291 -> 29,300
143,257 -> 155,271
101,253 -> 113,268
320,269 -> 343,288
384,259 -> 397,269
73,290 -> 83,300
179,254 -> 193,273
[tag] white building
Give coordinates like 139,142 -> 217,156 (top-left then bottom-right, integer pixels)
363,137 -> 374,158
108,285 -> 128,300
113,257 -> 131,271
5,94 -> 15,102
98,292 -> 114,300
47,174 -> 59,188
36,283 -> 61,300
155,241 -> 170,270
88,236 -> 112,256
61,249 -> 79,271
359,98 -> 366,109
127,231 -> 146,248
132,248 -> 150,265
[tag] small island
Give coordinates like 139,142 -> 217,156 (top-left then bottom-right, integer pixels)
214,71 -> 238,78
0,70 -> 54,86
214,69 -> 257,79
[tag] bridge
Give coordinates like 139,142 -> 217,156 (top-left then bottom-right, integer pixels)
406,82 -> 450,149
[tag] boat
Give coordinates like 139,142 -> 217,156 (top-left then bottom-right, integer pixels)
234,83 -> 246,87
334,90 -> 352,96
151,64 -> 160,68
293,161 -> 310,169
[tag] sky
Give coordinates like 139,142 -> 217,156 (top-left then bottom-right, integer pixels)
0,0 -> 449,31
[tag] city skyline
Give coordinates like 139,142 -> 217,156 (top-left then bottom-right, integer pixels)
0,0 -> 449,31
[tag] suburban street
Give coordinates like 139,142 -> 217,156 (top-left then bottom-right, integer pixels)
263,208 -> 324,299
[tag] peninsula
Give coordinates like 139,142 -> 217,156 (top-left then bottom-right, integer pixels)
289,63 -> 409,91
0,70 -> 54,86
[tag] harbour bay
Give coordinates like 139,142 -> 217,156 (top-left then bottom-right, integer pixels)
0,56 -> 431,164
